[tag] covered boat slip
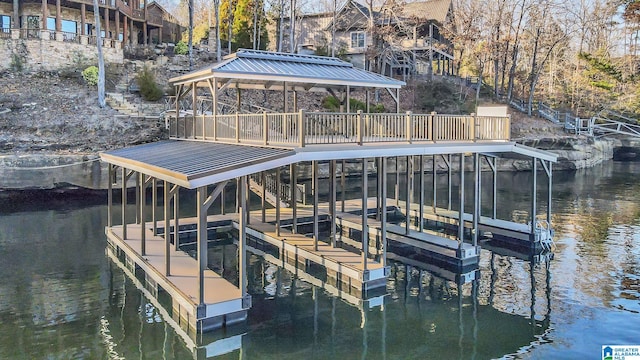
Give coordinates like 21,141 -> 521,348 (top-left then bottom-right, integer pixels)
100,50 -> 557,334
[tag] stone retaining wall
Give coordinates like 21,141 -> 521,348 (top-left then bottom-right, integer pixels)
1,34 -> 123,72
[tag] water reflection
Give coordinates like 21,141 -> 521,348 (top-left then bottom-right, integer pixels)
1,161 -> 640,358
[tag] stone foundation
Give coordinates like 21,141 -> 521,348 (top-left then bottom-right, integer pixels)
0,35 -> 123,72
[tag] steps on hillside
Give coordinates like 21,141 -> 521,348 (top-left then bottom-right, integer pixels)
106,92 -> 165,117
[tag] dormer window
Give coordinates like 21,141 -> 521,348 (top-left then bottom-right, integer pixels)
350,31 -> 365,48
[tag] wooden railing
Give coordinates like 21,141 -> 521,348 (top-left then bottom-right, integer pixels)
167,110 -> 510,147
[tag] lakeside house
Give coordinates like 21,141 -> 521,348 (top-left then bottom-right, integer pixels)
274,0 -> 454,78
0,0 -> 183,71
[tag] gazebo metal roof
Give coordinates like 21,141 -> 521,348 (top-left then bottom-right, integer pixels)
169,49 -> 406,91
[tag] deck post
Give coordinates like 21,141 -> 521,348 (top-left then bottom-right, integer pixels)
346,86 -> 351,113
419,155 -> 424,232
263,111 -> 268,145
239,176 -> 248,298
174,188 -> 180,251
108,164 -> 113,227
235,112 -> 240,143
473,153 -> 479,247
299,110 -> 305,147
246,176 -> 251,225
164,181 -> 171,276
329,160 -> 337,247
406,111 -> 412,143
381,157 -> 387,265
458,153 -> 465,247
221,185 -> 226,215
276,167 -> 281,237
192,82 -> 197,139
376,158 -> 381,220
261,171 -> 266,223
490,156 -> 497,219
341,160 -> 346,212
197,186 -> 208,306
366,90 -> 370,113
531,158 -> 538,235
405,156 -> 411,235
291,163 -> 297,234
362,157 -> 368,271
122,167 -> 128,240
140,173 -> 146,256
357,110 -> 363,145
313,161 -> 319,251
283,82 -> 288,112
213,78 -> 218,140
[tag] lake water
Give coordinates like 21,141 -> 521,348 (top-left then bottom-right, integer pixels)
1,161 -> 639,359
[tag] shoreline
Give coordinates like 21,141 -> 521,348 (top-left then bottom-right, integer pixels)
0,135 -> 635,192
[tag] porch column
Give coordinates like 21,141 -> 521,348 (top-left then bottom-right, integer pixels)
432,154 -> 437,212
130,18 -> 134,45
104,8 -> 109,39
447,154 -> 452,210
55,0 -> 61,32
12,0 -> 19,30
361,157 -> 368,271
41,0 -> 48,30
173,187 -> 180,250
261,171 -> 266,223
346,86 -> 350,113
123,15 -> 128,45
115,12 -> 119,41
158,26 -> 162,44
81,4 -> 86,35
283,82 -> 288,112
152,178 -> 157,235
458,154 -> 465,246
143,22 -> 148,45
293,90 -> 298,112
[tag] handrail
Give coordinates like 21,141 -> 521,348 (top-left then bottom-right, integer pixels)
167,110 -> 511,147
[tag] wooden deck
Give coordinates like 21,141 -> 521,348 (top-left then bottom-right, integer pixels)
105,220 -> 249,333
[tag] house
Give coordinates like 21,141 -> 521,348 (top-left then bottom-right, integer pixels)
0,0 -> 182,71
276,0 -> 454,78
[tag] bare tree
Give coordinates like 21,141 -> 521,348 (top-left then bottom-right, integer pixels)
189,0 -> 194,69
92,0 -> 105,108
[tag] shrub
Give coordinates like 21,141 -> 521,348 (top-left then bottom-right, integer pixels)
322,95 -> 384,112
82,66 -> 99,86
175,41 -> 188,55
322,96 -> 340,111
137,66 -> 163,101
10,54 -> 24,72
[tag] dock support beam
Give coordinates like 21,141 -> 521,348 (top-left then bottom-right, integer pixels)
152,178 -> 157,235
447,154 -> 452,211
261,171 -> 266,223
473,154 -> 479,247
381,157 -> 387,265
458,154 -> 465,246
329,160 -> 337,247
276,167 -> 281,237
122,168 -> 133,240
544,161 -> 552,224
197,186 -> 208,305
164,181 -> 171,276
432,155 -> 437,212
108,164 -> 113,227
140,173 -> 147,256
341,160 -> 346,212
395,157 -> 400,206
173,188 -> 180,250
531,158 -> 538,234
362,158 -> 368,271
419,155 -> 424,232
313,161 -> 319,251
405,156 -> 411,235
239,176 -> 248,299
291,163 -> 297,233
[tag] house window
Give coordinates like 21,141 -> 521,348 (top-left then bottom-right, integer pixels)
350,31 -> 365,48
47,18 -> 78,33
0,15 -> 10,30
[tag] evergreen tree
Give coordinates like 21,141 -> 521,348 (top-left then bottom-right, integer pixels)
220,0 -> 268,51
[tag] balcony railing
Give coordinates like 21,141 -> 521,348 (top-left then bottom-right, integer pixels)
0,28 -> 9,39
62,31 -> 80,43
166,110 -> 510,147
19,28 -> 40,40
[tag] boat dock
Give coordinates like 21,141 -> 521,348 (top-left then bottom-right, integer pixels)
99,50 -> 557,336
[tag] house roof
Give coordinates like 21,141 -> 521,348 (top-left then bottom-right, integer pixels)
169,49 -> 406,91
399,0 -> 452,24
